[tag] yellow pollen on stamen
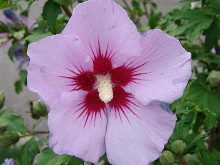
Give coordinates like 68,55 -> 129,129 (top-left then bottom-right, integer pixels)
97,79 -> 113,103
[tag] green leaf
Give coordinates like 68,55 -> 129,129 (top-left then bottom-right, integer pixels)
52,0 -> 62,5
8,43 -> 19,61
184,133 -> 204,153
205,19 -> 220,50
0,36 -> 9,45
98,154 -> 110,165
20,138 -> 42,165
0,109 -> 26,135
19,70 -> 27,84
0,146 -> 22,164
187,78 -> 220,118
25,32 -> 52,43
0,21 -> 9,33
0,133 -> 20,147
42,0 -> 62,32
14,80 -> 23,94
0,91 -> 5,109
14,70 -> 27,94
168,9 -> 213,42
174,0 -> 198,10
204,115 -> 216,131
13,30 -> 26,40
34,147 -> 84,165
0,0 -> 10,9
148,7 -> 161,29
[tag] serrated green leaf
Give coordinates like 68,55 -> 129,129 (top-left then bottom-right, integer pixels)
0,109 -> 26,135
0,133 -> 19,147
184,133 -> 204,153
204,115 -> 216,131
168,9 -> 213,42
205,19 -> 220,50
187,78 -> 220,119
20,138 -> 42,165
174,0 -> 198,10
25,32 -> 52,43
42,0 -> 62,32
34,147 -> 84,165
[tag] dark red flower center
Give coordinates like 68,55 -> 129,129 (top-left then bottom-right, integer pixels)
61,44 -> 145,125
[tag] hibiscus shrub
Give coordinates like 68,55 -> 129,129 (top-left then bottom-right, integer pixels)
0,0 -> 220,165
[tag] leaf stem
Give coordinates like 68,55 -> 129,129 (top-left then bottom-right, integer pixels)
61,3 -> 72,18
140,0 -> 150,19
175,157 -> 189,165
208,127 -> 217,151
121,0 -> 142,26
27,130 -> 49,134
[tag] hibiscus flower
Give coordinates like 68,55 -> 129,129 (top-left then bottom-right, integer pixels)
27,0 -> 191,164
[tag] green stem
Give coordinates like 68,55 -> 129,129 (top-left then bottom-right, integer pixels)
208,127 -> 217,152
61,3 -> 72,18
140,0 -> 150,19
175,157 -> 189,165
121,0 -> 142,26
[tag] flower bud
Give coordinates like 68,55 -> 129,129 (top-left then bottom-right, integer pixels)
31,101 -> 48,119
207,70 -> 220,87
184,154 -> 202,164
159,151 -> 175,165
3,8 -> 22,25
0,91 -> 5,109
0,133 -> 19,147
171,140 -> 186,155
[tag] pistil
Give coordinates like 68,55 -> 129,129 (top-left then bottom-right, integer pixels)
97,78 -> 113,103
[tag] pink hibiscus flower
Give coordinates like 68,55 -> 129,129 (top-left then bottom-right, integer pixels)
27,0 -> 191,164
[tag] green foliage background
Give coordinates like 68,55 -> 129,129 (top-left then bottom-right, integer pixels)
0,0 -> 220,164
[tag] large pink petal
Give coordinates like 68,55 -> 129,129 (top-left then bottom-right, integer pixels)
105,98 -> 176,165
27,34 -> 92,106
124,29 -> 191,105
49,91 -> 107,163
62,0 -> 141,65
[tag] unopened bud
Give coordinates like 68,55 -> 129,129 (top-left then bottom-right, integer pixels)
0,91 -> 5,109
3,8 -> 22,25
207,70 -> 220,87
31,101 -> 48,119
171,140 -> 186,155
184,154 -> 203,164
159,151 -> 175,165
